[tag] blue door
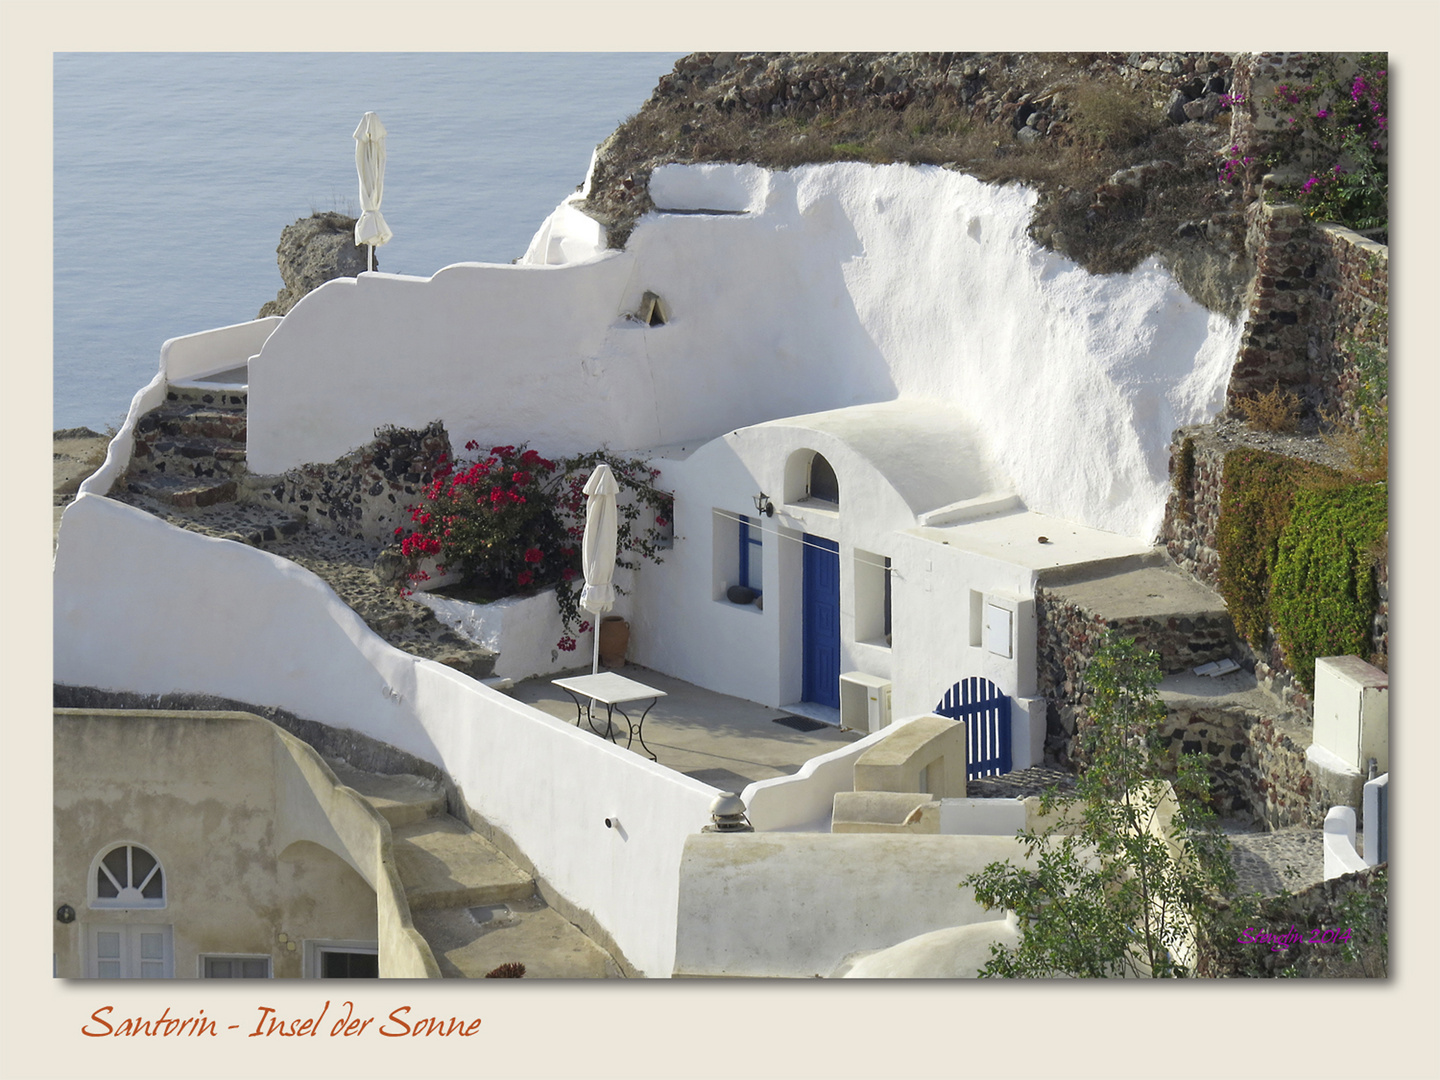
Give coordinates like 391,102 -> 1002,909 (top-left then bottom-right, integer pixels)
802,535 -> 841,708
935,678 -> 1012,779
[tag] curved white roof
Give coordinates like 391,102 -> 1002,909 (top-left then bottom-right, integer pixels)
752,399 -> 1013,521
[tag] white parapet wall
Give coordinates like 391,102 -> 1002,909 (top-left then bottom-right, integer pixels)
161,316 -> 283,384
53,494 -> 716,977
673,831 -> 1036,978
75,371 -> 167,501
245,163 -> 1241,541
408,585 -> 592,681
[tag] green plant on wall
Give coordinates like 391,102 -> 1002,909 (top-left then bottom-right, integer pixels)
1216,449 -> 1386,691
1270,482 -> 1387,691
1216,449 -> 1341,645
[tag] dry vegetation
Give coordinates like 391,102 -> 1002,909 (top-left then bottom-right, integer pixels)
582,52 -> 1253,315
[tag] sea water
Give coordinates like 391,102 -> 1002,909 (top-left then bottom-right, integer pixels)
53,52 -> 684,431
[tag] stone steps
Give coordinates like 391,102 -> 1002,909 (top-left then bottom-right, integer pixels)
328,764 -> 448,828
124,386 -> 249,509
411,900 -> 618,979
123,470 -> 238,509
391,814 -> 536,911
330,760 -> 619,978
1044,561 -> 1238,674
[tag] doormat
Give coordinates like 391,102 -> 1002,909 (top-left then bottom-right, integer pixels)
773,715 -> 829,733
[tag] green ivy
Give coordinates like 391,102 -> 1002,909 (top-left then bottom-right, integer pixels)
1271,483 -> 1387,691
1216,449 -> 1341,645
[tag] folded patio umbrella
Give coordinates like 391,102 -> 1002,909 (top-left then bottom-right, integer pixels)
580,463 -> 619,675
353,111 -> 393,272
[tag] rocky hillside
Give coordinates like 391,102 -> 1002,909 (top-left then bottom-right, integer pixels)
582,51 -> 1253,314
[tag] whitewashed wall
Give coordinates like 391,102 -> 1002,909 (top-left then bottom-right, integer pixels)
673,832 -> 1036,978
247,163 -> 1240,540
53,495 -> 716,977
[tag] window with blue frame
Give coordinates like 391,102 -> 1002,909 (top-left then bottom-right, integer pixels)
738,514 -> 763,594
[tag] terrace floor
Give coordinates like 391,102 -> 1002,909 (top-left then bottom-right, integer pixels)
508,663 -> 864,792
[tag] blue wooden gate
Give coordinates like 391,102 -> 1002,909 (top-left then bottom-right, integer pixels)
935,677 -> 1011,779
801,535 -> 841,709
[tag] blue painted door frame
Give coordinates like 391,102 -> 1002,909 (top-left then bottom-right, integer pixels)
802,534 -> 841,708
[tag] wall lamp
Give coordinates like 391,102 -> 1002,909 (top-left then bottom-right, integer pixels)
752,492 -> 775,518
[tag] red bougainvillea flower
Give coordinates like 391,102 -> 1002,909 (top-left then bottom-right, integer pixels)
465,439 -> 479,451
579,620 -> 591,634
521,449 -> 541,465
655,516 -> 668,527
557,636 -> 576,651
518,570 -> 534,587
490,486 -> 506,505
562,567 -> 575,581
524,547 -> 543,564
512,471 -> 532,486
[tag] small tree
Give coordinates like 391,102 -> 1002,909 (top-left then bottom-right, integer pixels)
962,633 -> 1233,977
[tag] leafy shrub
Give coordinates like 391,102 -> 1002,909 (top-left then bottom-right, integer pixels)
1216,449 -> 1341,645
396,442 -> 672,650
1270,482 -> 1387,691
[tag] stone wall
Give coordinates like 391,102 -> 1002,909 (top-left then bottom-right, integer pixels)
1160,704 -> 1319,828
1224,54 -> 1388,421
1036,587 -> 1236,768
247,422 -> 451,546
1199,863 -> 1387,978
1160,433 -> 1225,590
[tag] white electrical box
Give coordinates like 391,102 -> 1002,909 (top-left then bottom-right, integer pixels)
984,603 -> 1013,658
839,672 -> 893,733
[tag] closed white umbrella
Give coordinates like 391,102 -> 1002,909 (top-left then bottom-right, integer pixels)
353,111 -> 392,272
580,463 -> 620,675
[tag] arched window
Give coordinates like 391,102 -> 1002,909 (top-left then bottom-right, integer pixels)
91,843 -> 166,909
808,453 -> 839,505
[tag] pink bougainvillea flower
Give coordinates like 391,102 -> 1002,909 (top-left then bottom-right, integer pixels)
557,636 -> 576,652
579,620 -> 591,634
655,515 -> 669,527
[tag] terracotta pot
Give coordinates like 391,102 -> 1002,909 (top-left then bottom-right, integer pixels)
598,616 -> 630,668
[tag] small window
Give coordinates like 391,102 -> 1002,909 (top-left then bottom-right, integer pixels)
321,949 -> 379,978
808,454 -> 839,505
304,940 -> 380,979
855,550 -> 892,646
204,956 -> 272,979
738,514 -> 763,594
92,843 -> 165,909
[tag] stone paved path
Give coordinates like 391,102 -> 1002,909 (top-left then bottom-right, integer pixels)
1224,822 -> 1325,897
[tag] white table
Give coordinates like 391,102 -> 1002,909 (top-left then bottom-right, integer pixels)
552,672 -> 667,761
